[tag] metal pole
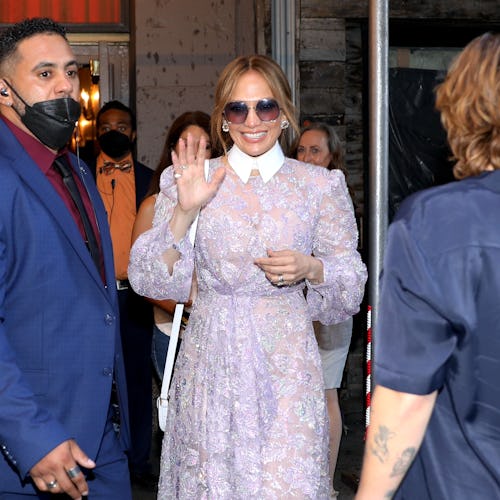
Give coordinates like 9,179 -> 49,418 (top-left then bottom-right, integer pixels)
367,0 -> 389,424
271,0 -> 296,105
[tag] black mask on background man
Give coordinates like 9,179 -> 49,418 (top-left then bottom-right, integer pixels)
98,130 -> 133,159
6,81 -> 81,151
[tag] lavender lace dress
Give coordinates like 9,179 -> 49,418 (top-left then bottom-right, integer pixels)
129,155 -> 367,499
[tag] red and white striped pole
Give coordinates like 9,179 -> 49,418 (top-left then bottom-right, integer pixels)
365,306 -> 372,433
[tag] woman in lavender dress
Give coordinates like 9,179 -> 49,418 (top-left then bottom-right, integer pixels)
129,55 -> 367,499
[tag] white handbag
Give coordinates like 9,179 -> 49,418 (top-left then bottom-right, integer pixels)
156,159 -> 208,431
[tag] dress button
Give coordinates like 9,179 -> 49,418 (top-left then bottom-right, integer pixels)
104,313 -> 114,325
102,367 -> 112,376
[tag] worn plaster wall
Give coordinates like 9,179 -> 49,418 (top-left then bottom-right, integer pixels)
134,0 -> 257,168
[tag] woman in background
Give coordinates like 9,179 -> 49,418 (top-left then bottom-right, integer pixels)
131,111 -> 212,379
296,122 -> 356,498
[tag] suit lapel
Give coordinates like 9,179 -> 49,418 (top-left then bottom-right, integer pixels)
6,135 -> 112,299
71,154 -> 119,298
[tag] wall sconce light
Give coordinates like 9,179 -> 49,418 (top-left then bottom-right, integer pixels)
90,59 -> 100,84
80,89 -> 91,120
77,60 -> 101,147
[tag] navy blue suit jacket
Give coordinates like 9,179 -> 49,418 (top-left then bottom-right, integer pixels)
0,119 -> 130,493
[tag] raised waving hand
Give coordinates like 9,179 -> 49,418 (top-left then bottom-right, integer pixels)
168,132 -> 225,251
172,133 -> 225,215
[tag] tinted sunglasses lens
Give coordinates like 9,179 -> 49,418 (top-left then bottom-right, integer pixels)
224,102 -> 248,124
255,99 -> 280,121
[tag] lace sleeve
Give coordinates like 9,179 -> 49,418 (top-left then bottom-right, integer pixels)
306,169 -> 367,324
128,166 -> 194,301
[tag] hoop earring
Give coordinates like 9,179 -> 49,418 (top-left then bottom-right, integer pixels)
280,119 -> 289,130
222,120 -> 229,133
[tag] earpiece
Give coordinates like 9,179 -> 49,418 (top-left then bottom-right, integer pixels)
0,89 -> 8,97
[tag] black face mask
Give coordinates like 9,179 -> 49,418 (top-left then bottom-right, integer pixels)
98,130 -> 133,159
7,81 -> 80,150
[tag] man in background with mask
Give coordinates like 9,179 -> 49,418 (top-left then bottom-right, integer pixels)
89,100 -> 155,490
0,18 -> 132,499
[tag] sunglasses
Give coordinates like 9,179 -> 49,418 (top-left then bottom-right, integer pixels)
223,98 -> 281,124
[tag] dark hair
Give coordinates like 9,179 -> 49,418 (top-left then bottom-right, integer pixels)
295,121 -> 357,205
146,111 -> 211,197
211,54 -> 299,154
0,18 -> 66,70
294,122 -> 345,173
96,100 -> 137,131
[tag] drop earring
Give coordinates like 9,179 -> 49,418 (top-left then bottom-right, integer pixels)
280,118 -> 289,130
222,120 -> 229,133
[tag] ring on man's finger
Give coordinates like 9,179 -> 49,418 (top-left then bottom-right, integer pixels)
179,164 -> 189,170
174,172 -> 182,179
66,465 -> 82,479
277,274 -> 285,286
46,479 -> 58,489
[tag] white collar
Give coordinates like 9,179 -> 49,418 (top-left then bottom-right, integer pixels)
227,142 -> 285,184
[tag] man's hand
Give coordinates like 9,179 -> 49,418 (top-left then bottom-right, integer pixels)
30,439 -> 96,499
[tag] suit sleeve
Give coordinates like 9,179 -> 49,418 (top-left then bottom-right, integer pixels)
0,224 -> 70,478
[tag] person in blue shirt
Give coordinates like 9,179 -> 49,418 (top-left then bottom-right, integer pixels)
356,32 -> 500,499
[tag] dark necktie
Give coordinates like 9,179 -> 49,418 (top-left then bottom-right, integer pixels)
53,157 -> 101,271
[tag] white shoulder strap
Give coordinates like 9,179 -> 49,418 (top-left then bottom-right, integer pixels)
159,302 -> 183,400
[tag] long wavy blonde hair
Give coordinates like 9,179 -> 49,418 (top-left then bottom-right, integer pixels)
435,32 -> 500,179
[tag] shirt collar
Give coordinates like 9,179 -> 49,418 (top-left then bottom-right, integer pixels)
227,141 -> 285,184
1,115 -> 56,174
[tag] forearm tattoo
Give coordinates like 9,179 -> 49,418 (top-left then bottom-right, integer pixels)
390,447 -> 416,477
368,425 -> 417,499
370,425 -> 395,463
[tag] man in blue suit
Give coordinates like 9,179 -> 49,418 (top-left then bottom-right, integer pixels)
0,18 -> 132,499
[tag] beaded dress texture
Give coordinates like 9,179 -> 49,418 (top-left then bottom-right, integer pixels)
129,153 -> 367,499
